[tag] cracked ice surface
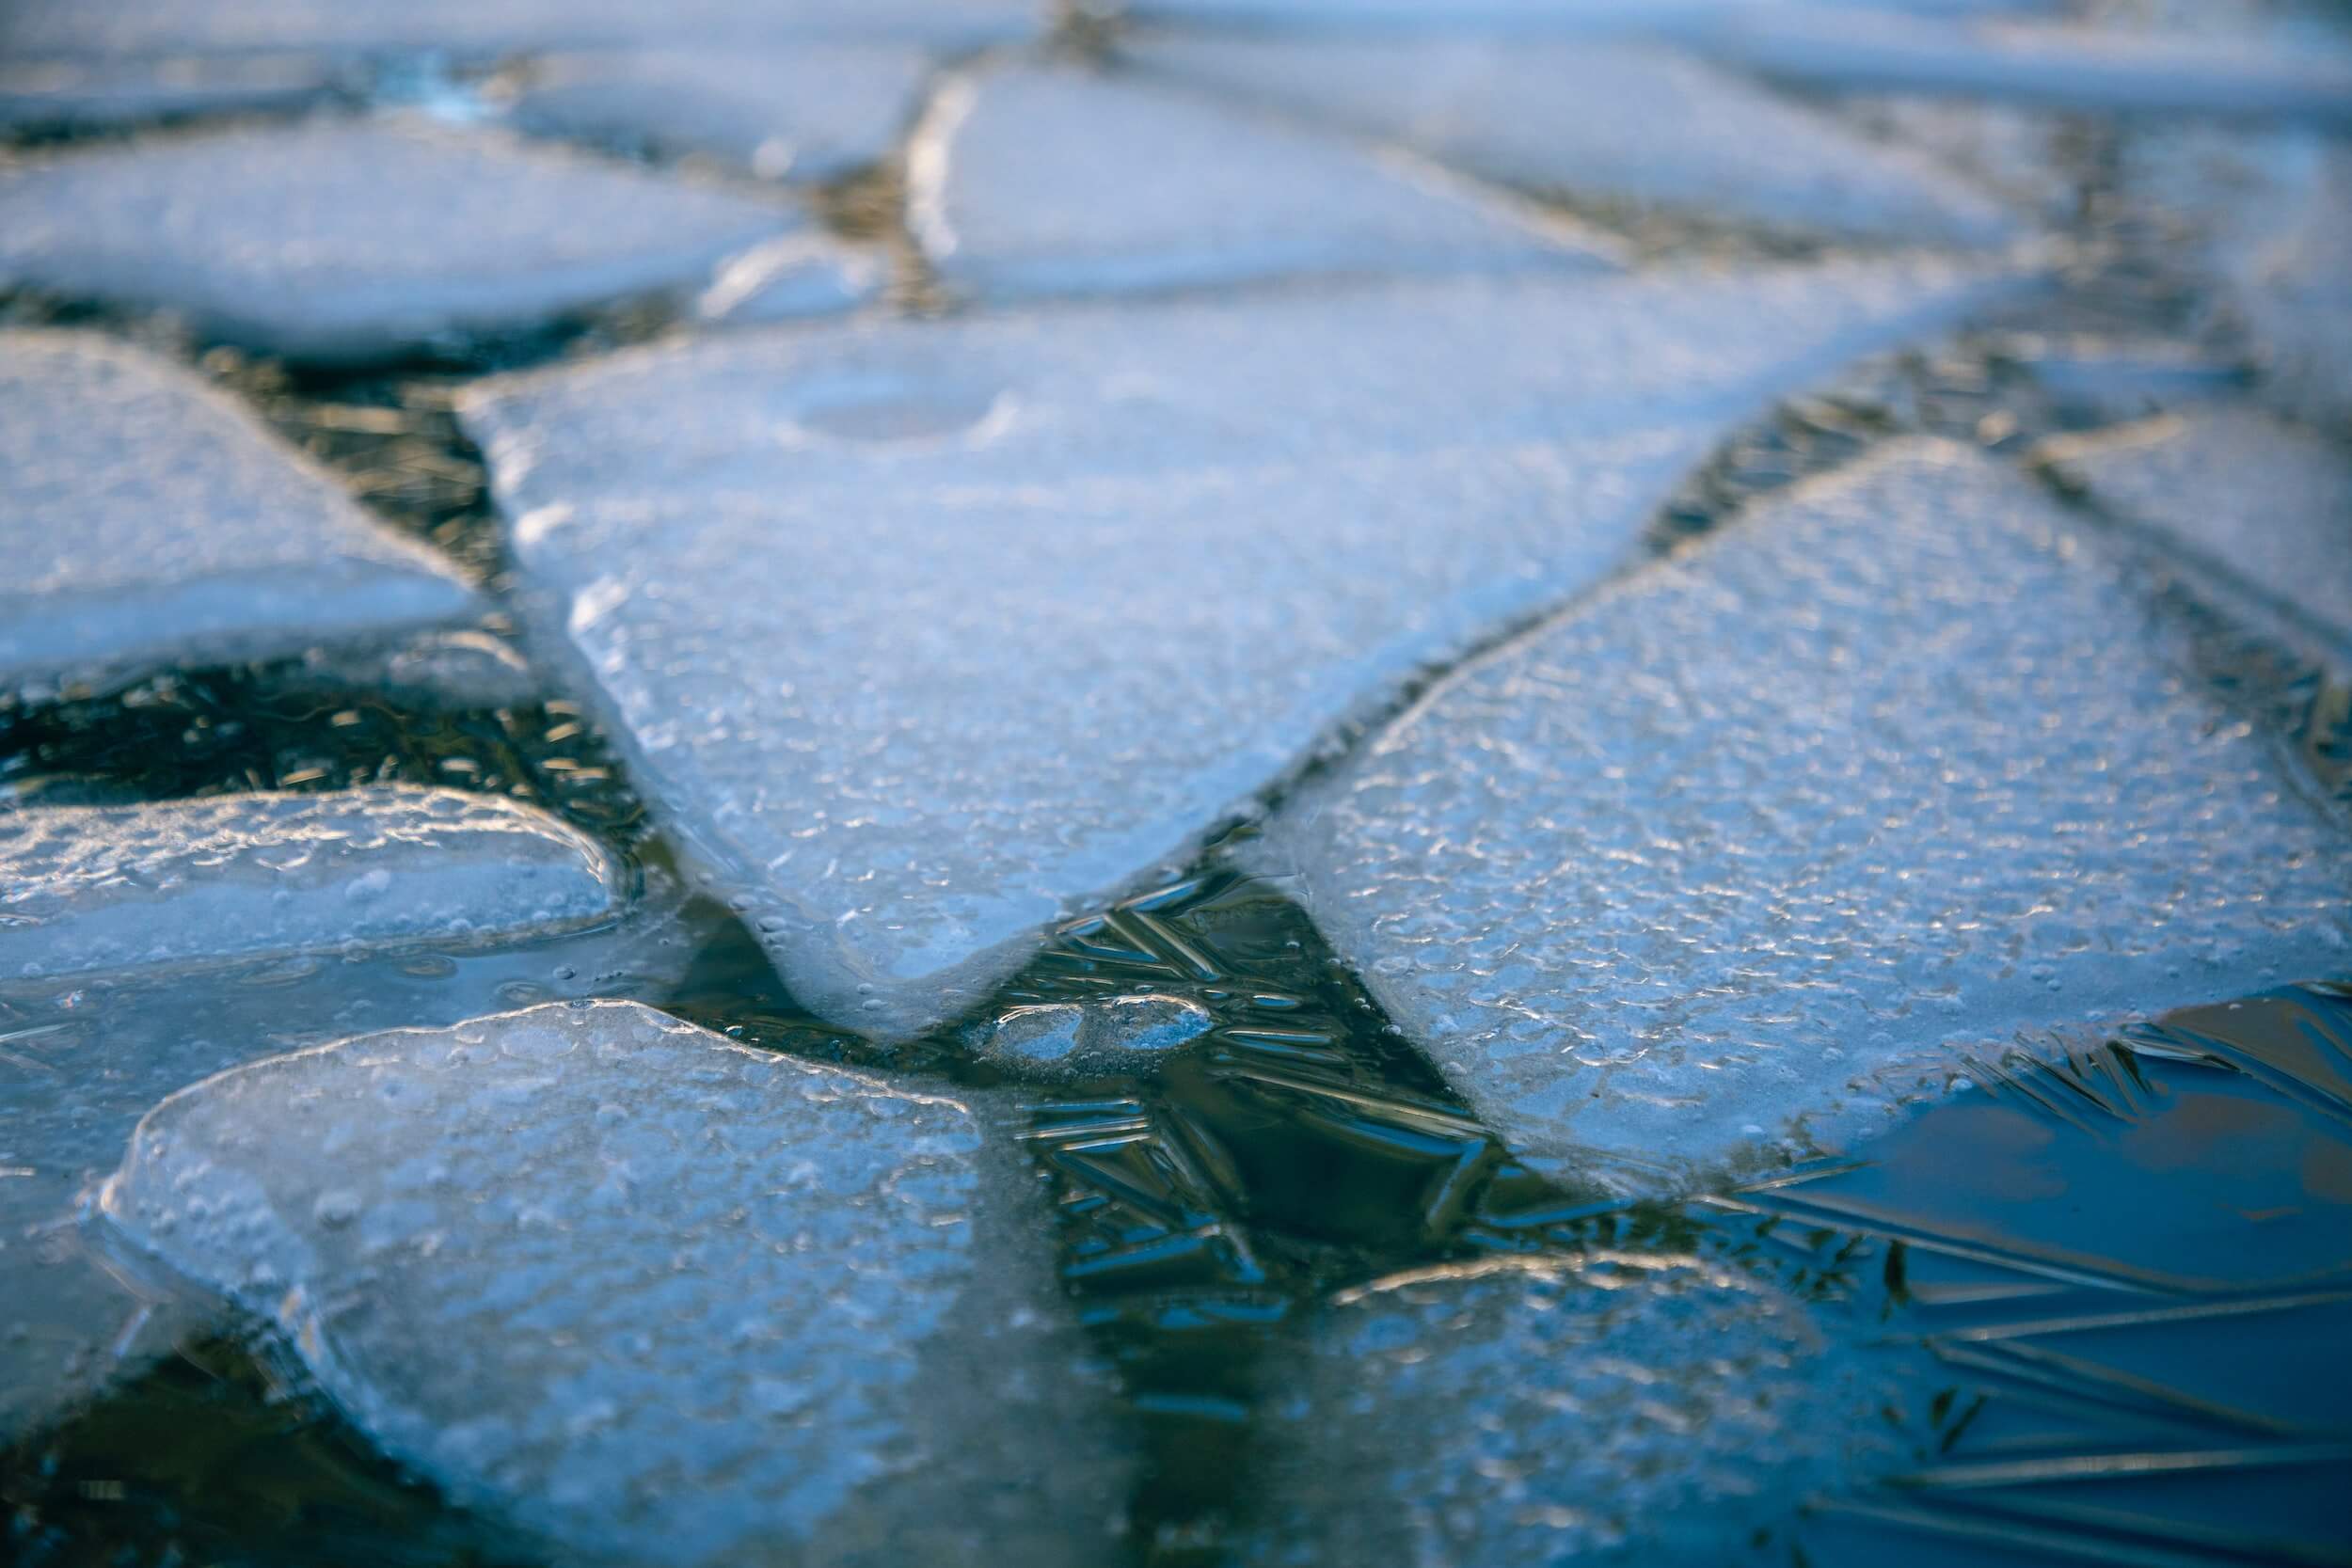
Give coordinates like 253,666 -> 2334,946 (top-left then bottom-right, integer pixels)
0,887 -> 701,1442
507,44 -> 930,184
0,332 -> 477,693
0,121 -> 848,363
2041,405 -> 2352,651
98,1000 -> 1131,1566
914,64 -> 1613,303
0,785 -> 621,983
1261,440 -> 2352,1184
464,258 -> 2031,1037
1123,35 -> 2017,247
1242,1254 -> 1912,1564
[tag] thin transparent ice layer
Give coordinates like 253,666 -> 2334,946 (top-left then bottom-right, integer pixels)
0,784 -> 620,982
508,44 -> 930,184
0,898 -> 703,1442
1695,8 -> 2352,125
0,0 -> 1031,59
0,331 -> 476,692
968,993 -> 1213,1074
98,1000 -> 1132,1566
915,64 -> 1613,303
2042,404 -> 2352,650
1243,1253 -> 1915,1565
1124,35 -> 2017,247
0,121 -> 825,362
463,258 -> 2034,1038
1262,439 -> 2352,1183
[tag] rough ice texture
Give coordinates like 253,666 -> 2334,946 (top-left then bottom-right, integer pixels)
1696,8 -> 2352,126
1262,440 -> 2352,1184
0,53 -> 339,130
0,785 -> 621,983
914,64 -> 1611,303
509,44 -> 929,183
0,120 -> 835,363
0,0 -> 1030,57
2210,139 -> 2352,429
1243,1254 -> 1914,1564
969,994 -> 1214,1074
0,886 -> 705,1441
1125,35 -> 2017,248
463,258 -> 2032,1038
2042,405 -> 2352,649
1124,0 -> 2059,32
98,1001 -> 1131,1566
0,331 -> 476,691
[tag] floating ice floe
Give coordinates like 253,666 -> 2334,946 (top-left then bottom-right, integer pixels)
0,0 -> 1032,60
2038,404 -> 2352,651
1259,439 -> 2352,1184
464,256 -> 2034,1038
912,63 -> 1613,302
2204,140 -> 2352,429
508,44 -> 930,183
0,331 -> 477,693
0,52 -> 340,131
1120,0 -> 2057,33
98,1000 -> 1132,1566
1692,8 -> 2352,127
0,784 -> 621,983
1122,35 -> 2017,247
1243,1253 -> 1914,1564
0,808 -> 659,1448
0,120 -> 862,362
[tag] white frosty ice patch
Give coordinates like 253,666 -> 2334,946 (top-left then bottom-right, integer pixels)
462,259 -> 2036,1040
97,1000 -> 1130,1566
0,331 -> 478,693
1243,1252 -> 1914,1564
0,785 -> 621,982
2038,404 -> 2352,652
0,121 -> 852,362
508,43 -> 930,184
913,62 -> 1615,303
1125,34 -> 2018,247
1261,439 -> 2352,1183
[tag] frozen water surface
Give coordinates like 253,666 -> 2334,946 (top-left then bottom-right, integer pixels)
507,44 -> 930,184
0,121 -> 849,363
98,1000 -> 1132,1566
0,897 -> 702,1444
1243,1253 -> 1913,1564
913,64 -> 1613,302
0,0 -> 1031,59
1124,35 -> 2017,247
0,332 -> 476,693
464,257 -> 2030,1037
0,784 -> 621,982
1694,8 -> 2352,126
0,53 -> 340,132
968,992 -> 1213,1074
2040,405 -> 2352,651
1263,440 -> 2352,1183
